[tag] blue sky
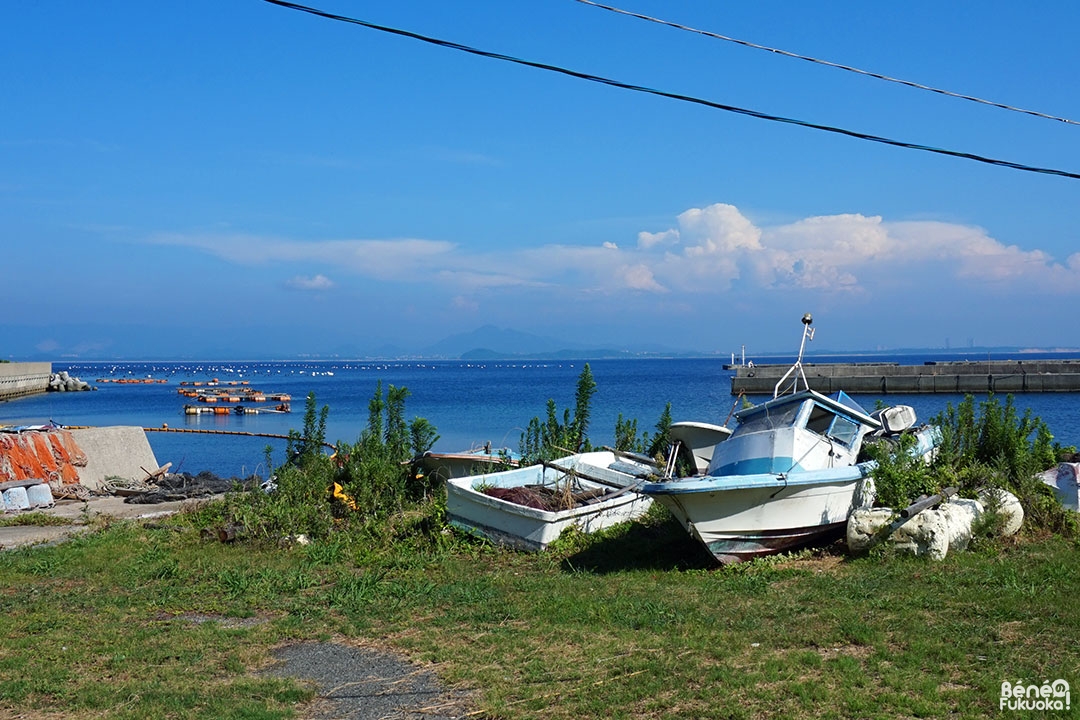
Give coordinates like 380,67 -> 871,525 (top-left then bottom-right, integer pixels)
4,1 -> 1080,359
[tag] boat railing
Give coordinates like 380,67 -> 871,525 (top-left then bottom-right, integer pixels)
773,313 -> 815,397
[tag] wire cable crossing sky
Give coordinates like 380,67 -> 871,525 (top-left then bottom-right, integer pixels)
4,1 -> 1079,359
574,0 -> 1080,127
262,0 -> 1080,181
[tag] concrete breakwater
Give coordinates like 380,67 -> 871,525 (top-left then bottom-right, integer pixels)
730,359 -> 1080,394
47,370 -> 92,392
0,362 -> 52,401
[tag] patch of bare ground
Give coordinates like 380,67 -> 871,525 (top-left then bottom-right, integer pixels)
996,620 -> 1025,644
773,546 -> 848,573
171,612 -> 273,629
261,638 -> 476,720
816,644 -> 873,660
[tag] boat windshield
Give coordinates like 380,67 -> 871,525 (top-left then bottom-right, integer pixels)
805,403 -> 862,447
733,399 -> 804,435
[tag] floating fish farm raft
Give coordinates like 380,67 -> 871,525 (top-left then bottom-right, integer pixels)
178,381 -> 291,415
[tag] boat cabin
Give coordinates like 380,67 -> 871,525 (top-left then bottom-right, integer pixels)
706,390 -> 880,478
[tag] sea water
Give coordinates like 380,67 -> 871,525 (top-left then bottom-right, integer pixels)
1,356 -> 1078,478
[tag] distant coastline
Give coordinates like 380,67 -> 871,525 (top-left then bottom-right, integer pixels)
15,347 -> 714,363
8,323 -> 1080,364
11,346 -> 1079,364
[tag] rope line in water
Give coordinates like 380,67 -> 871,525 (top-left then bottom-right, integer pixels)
62,425 -> 338,450
142,426 -> 337,450
143,426 -> 294,441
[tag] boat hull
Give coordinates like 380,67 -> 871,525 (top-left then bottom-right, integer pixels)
644,466 -> 869,564
446,451 -> 653,552
414,448 -> 518,484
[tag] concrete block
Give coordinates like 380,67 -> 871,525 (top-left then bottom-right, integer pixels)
846,507 -> 894,554
68,427 -> 159,491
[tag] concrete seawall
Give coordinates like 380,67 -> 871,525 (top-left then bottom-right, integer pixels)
0,362 -> 52,401
731,360 -> 1080,394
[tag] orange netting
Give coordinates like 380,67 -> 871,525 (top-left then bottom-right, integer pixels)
0,430 -> 87,485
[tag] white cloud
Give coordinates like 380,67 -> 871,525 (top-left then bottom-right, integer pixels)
148,233 -> 459,280
435,269 -> 545,290
677,203 -> 763,255
886,221 -> 1070,284
631,206 -> 1079,296
286,274 -> 334,291
147,202 -> 1080,310
748,213 -> 887,290
637,228 -> 678,249
620,264 -> 667,292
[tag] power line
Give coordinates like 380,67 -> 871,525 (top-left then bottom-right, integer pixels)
261,0 -> 1080,181
575,0 -> 1080,128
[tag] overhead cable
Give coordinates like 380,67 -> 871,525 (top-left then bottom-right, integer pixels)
262,0 -> 1080,181
575,0 -> 1080,127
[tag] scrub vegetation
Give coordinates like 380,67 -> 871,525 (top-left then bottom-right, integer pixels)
2,380 -> 1078,719
519,363 -> 599,465
867,393 -> 1077,537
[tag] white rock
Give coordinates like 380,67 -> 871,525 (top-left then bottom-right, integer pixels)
938,498 -> 983,555
846,507 -> 895,554
847,497 -> 989,560
890,509 -> 951,560
976,488 -> 1024,536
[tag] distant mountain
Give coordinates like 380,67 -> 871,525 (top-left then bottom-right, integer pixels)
422,325 -> 698,359
421,325 -> 589,358
460,347 -> 640,361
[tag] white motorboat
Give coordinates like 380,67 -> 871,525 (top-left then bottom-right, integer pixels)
642,314 -> 939,564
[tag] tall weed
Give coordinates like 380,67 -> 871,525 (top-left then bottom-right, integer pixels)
868,394 -> 1076,537
932,395 -> 1074,536
519,364 -> 597,464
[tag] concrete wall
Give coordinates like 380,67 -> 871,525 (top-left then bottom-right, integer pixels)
0,362 -> 52,401
732,360 -> 1080,394
69,427 -> 160,491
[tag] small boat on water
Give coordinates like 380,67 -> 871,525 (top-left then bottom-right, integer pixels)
642,314 -> 940,564
446,449 -> 656,551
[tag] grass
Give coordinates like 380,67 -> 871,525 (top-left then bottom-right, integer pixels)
2,503 -> 1079,719
0,511 -> 74,527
